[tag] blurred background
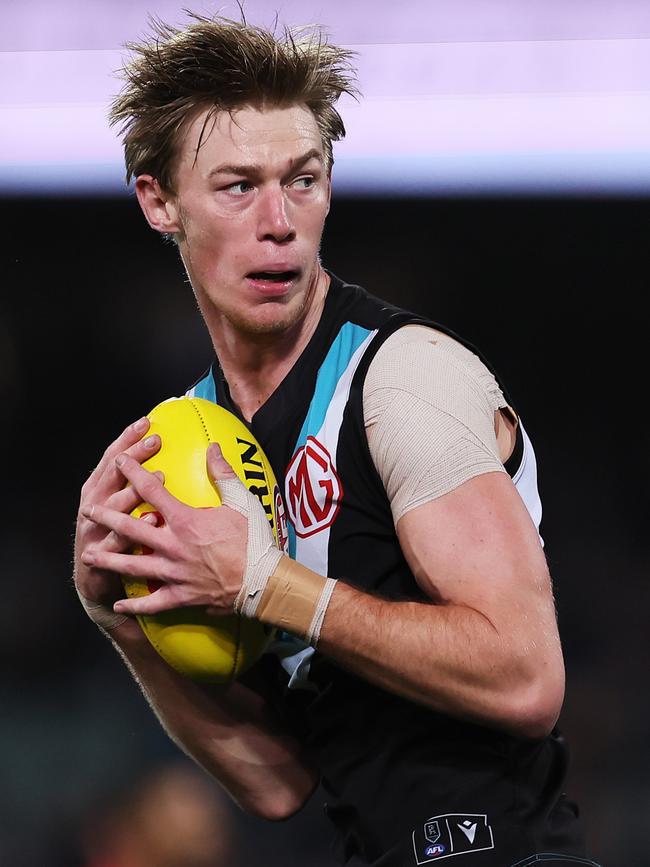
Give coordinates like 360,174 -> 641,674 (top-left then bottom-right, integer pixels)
2,2 -> 649,865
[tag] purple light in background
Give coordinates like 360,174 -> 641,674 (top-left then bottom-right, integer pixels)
2,1 -> 650,194
4,0 -> 650,51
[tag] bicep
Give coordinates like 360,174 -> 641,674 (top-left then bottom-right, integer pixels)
394,474 -> 565,734
396,472 -> 557,639
364,327 -> 561,667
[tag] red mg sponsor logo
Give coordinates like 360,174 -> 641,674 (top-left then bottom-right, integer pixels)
285,436 -> 343,538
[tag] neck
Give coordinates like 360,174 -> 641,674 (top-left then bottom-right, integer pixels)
209,266 -> 330,422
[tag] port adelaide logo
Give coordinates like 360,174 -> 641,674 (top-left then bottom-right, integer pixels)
412,813 -> 494,863
285,436 -> 343,537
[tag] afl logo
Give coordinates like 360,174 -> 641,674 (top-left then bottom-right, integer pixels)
285,436 -> 343,538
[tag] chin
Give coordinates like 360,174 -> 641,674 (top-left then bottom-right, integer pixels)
228,298 -> 307,337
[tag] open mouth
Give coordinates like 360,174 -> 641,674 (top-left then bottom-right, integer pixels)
247,270 -> 298,283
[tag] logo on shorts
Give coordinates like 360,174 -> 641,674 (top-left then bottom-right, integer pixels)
424,821 -> 441,844
285,436 -> 343,537
412,813 -> 494,863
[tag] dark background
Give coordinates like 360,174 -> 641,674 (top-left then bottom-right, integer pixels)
1,193 -> 648,866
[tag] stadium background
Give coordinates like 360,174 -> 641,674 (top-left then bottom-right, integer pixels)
1,2 -> 648,865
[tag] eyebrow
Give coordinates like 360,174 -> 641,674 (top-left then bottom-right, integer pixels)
208,148 -> 324,181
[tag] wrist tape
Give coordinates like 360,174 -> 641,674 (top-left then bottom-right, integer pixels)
254,556 -> 338,645
218,476 -> 336,646
77,590 -> 128,631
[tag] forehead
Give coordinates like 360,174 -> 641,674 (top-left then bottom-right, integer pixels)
176,104 -> 324,180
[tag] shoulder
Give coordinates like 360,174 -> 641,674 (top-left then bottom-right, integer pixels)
362,323 -> 512,523
364,324 -> 507,419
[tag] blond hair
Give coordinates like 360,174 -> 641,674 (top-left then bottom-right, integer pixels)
109,11 -> 358,191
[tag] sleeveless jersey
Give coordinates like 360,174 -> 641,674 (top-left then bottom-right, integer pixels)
187,275 -> 593,867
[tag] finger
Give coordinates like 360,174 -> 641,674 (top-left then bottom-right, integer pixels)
207,443 -> 249,518
85,417 -> 150,490
83,503 -> 163,550
94,434 -> 162,500
103,510 -> 160,554
123,433 -> 162,467
81,548 -> 171,579
113,587 -> 181,617
80,473 -> 164,550
207,442 -> 238,480
114,454 -> 179,515
104,470 -> 165,515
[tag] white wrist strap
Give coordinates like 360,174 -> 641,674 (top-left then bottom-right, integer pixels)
307,576 -> 338,645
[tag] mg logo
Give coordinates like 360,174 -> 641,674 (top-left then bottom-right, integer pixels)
285,436 -> 343,537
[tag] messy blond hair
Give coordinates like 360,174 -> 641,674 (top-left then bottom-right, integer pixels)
109,11 -> 358,191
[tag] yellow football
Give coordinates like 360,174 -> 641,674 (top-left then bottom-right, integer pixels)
122,396 -> 285,682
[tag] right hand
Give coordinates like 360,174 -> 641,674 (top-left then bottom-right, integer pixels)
73,416 -> 162,631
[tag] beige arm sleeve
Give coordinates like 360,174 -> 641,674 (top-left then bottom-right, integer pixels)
363,325 -> 509,524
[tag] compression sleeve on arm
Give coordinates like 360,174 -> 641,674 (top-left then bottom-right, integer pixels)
363,325 -> 510,524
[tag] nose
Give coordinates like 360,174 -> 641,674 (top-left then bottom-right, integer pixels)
256,186 -> 295,244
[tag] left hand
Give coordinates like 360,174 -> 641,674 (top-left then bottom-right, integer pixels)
81,443 -> 248,617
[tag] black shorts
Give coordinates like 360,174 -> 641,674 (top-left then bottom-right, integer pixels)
346,843 -> 602,867
339,804 -> 601,867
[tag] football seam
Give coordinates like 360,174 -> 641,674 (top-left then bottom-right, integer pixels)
188,398 -> 212,445
189,398 -> 240,681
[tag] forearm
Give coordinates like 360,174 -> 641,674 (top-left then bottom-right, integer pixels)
96,454 -> 563,740
106,621 -> 317,819
315,582 -> 564,738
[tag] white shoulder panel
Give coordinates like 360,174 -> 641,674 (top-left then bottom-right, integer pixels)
512,421 -> 544,544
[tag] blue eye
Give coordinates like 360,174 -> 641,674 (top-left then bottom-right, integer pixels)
293,176 -> 314,189
228,181 -> 253,195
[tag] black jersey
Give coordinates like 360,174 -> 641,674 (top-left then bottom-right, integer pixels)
188,275 -> 597,867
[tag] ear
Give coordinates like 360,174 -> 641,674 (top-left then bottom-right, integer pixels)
135,175 -> 182,235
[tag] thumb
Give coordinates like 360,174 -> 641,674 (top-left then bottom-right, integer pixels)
207,443 -> 248,517
207,442 -> 238,480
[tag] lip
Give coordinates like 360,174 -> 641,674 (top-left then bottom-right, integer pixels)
245,266 -> 300,297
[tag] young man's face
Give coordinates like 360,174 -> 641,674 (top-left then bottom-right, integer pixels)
164,103 -> 331,338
